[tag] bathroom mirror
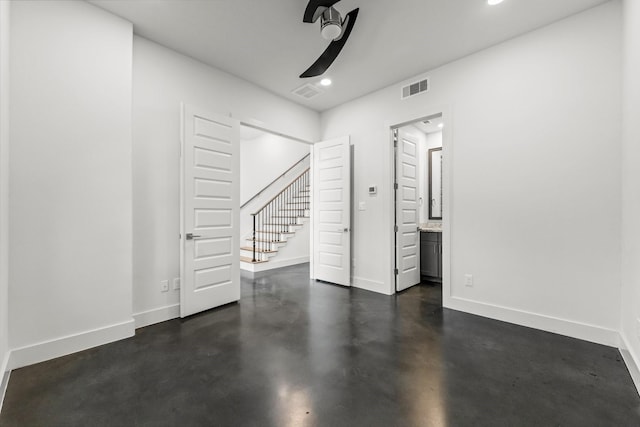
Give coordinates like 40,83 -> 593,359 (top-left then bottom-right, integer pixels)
428,147 -> 442,219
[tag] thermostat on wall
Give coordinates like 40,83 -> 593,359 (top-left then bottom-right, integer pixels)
368,186 -> 377,195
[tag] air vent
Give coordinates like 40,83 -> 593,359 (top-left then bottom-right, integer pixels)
292,83 -> 324,100
401,78 -> 429,100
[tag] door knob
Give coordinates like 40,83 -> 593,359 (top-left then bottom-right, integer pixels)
186,233 -> 201,240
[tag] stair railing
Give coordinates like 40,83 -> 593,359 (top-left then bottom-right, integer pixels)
250,168 -> 310,262
241,153 -> 310,209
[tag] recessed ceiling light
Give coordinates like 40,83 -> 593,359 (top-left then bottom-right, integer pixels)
320,78 -> 332,86
488,0 -> 504,5
438,123 -> 444,128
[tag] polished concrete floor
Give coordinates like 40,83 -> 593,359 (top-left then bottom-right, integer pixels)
1,263 -> 639,426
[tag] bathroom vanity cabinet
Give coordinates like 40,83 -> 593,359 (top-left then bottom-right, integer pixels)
420,231 -> 442,282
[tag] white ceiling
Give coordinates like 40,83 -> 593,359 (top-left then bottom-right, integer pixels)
89,0 -> 609,112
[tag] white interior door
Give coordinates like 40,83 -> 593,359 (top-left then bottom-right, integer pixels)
395,127 -> 420,291
312,136 -> 351,286
180,104 -> 240,317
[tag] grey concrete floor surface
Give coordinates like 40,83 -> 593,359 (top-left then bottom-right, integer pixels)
1,263 -> 639,426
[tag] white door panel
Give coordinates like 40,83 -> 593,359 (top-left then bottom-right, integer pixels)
181,105 -> 240,317
312,137 -> 351,286
396,128 -> 420,291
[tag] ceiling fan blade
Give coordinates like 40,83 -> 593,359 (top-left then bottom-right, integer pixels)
303,0 -> 342,23
300,8 -> 359,78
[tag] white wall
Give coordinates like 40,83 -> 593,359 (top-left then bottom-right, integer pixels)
620,0 -> 640,376
0,0 -> 10,375
9,1 -> 134,367
321,2 -> 622,345
241,132 -> 311,205
132,36 -> 320,324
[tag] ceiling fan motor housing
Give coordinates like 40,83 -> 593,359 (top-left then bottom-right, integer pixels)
300,1 -> 359,78
320,7 -> 342,40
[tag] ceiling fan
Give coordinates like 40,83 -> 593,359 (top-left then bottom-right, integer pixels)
300,0 -> 360,78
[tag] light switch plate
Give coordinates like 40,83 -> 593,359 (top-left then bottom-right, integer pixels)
464,274 -> 473,287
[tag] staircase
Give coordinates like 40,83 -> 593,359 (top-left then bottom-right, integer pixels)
240,168 -> 310,270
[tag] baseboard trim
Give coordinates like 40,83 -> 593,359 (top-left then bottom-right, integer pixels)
133,304 -> 180,329
241,256 -> 309,273
7,319 -> 135,370
446,296 -> 619,347
619,332 -> 640,397
0,352 -> 10,415
352,276 -> 391,295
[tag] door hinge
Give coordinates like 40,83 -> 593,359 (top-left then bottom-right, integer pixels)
394,268 -> 399,275
394,183 -> 398,190
394,225 -> 399,232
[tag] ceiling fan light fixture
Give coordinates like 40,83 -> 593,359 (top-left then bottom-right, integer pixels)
322,23 -> 342,40
320,7 -> 343,40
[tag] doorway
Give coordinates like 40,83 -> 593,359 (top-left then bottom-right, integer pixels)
238,123 -> 313,273
392,113 -> 447,297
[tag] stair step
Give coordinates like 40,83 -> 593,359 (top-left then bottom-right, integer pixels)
270,217 -> 308,220
291,196 -> 309,199
280,208 -> 308,211
240,256 -> 268,264
240,246 -> 277,254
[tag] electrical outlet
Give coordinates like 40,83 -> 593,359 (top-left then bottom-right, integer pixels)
464,274 -> 473,287
173,278 -> 180,290
160,280 -> 169,293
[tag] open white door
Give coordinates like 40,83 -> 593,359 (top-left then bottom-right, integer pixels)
395,127 -> 420,291
312,136 -> 351,286
180,104 -> 240,318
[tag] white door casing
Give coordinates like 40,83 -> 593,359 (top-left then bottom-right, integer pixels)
180,104 -> 240,318
395,127 -> 420,291
312,136 -> 351,286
